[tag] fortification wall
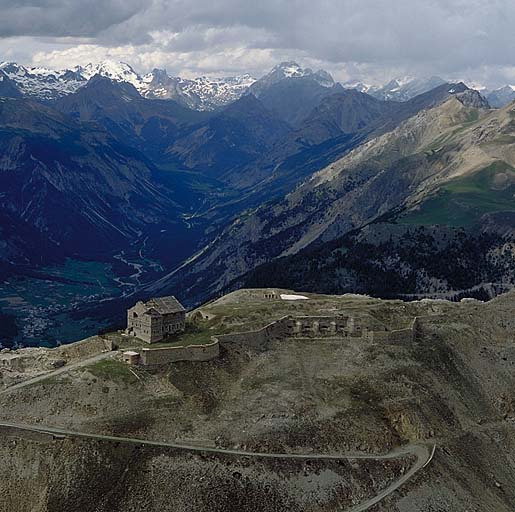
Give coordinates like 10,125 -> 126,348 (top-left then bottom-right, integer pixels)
141,340 -> 219,366
217,314 -> 388,346
216,330 -> 267,344
283,315 -> 383,338
136,316 -> 418,366
366,331 -> 390,342
0,336 -> 114,373
366,317 -> 418,343
215,317 -> 290,348
54,336 -> 114,361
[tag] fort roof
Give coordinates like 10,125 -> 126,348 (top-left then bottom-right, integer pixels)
134,296 -> 185,316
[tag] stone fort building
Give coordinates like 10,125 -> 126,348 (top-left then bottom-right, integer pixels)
126,296 -> 186,343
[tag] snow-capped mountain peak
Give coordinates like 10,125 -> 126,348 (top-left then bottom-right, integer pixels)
0,61 -> 87,99
80,61 -> 140,87
268,61 -> 334,86
345,76 -> 448,102
140,69 -> 257,110
250,61 -> 336,97
0,60 -> 258,109
275,61 -> 307,78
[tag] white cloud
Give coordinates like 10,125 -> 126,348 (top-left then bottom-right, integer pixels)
2,0 -> 515,87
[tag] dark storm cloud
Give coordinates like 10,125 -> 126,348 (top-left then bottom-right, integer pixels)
97,0 -> 515,70
0,0 -> 142,37
2,0 -> 515,86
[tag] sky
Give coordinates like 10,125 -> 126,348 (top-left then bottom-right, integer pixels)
0,0 -> 515,88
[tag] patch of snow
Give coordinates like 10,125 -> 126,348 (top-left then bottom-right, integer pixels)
280,294 -> 309,301
282,63 -> 305,78
0,61 -> 86,99
177,73 -> 256,109
81,61 -> 141,89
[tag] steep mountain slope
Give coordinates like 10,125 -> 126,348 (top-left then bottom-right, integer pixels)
53,76 -> 207,162
169,94 -> 291,177
364,76 -> 448,101
0,97 -> 201,271
220,83 -> 478,196
487,85 -> 515,108
0,210 -> 64,276
245,222 -> 515,300
247,95 -> 514,299
0,70 -> 22,98
248,62 -> 343,125
143,91 -> 500,304
53,77 -> 292,179
287,89 -> 395,144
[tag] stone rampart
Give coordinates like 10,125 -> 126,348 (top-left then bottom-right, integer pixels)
136,315 -> 418,366
0,336 -> 114,373
366,317 -> 418,343
54,336 -> 114,361
140,340 -> 219,366
215,317 -> 291,349
217,314 -> 389,345
283,315 -> 384,338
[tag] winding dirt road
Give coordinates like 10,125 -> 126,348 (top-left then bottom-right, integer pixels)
0,351 -> 113,395
0,421 -> 435,511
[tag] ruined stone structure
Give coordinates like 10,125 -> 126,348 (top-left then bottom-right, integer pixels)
215,314 -> 415,348
126,296 -> 186,344
282,315 -> 386,338
122,351 -> 140,365
140,341 -> 220,366
123,313 -> 417,367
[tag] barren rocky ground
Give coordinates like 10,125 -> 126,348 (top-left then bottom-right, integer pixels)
0,289 -> 514,511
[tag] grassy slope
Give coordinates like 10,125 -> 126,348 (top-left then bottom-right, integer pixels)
401,161 -> 515,227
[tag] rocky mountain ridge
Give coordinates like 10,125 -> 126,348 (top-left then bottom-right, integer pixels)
6,59 -> 509,112
0,95 -> 215,276
143,90 -> 508,304
351,76 -> 448,102
0,60 -> 256,110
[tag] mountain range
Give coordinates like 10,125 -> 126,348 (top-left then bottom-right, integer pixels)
3,59 -> 515,110
142,86 -> 514,305
0,60 -> 256,110
0,58 -> 513,346
0,95 -> 208,271
348,75 -> 515,108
